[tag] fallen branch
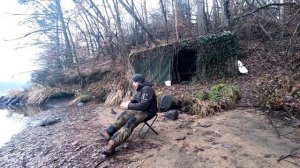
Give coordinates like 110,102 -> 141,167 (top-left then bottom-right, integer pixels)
278,147 -> 300,162
134,154 -> 154,168
134,159 -> 146,168
266,116 -> 280,138
94,158 -> 106,168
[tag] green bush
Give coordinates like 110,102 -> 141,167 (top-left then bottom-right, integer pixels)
209,84 -> 240,101
195,91 -> 209,100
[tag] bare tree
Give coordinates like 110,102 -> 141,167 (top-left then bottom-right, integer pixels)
143,0 -> 149,45
159,0 -> 170,42
119,0 -> 158,45
196,0 -> 207,35
212,0 -> 219,32
17,0 -> 300,86
222,0 -> 231,31
173,0 -> 180,40
87,0 -> 115,60
55,0 -> 74,68
106,0 -> 128,56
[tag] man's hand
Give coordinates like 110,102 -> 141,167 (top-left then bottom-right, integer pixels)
120,101 -> 130,109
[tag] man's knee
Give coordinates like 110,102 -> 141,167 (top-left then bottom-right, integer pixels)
106,125 -> 117,136
125,116 -> 136,128
117,111 -> 127,120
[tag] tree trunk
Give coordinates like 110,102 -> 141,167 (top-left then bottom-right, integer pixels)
131,0 -> 139,47
88,0 -> 115,60
55,0 -> 73,68
173,0 -> 179,40
212,0 -> 218,32
223,0 -> 231,31
80,1 -> 106,58
107,0 -> 128,57
55,19 -> 63,71
197,0 -> 206,36
102,0 -> 115,61
66,26 -> 84,88
186,0 -> 192,36
71,20 -> 91,56
119,0 -> 158,45
159,0 -> 169,42
79,12 -> 95,57
143,0 -> 149,45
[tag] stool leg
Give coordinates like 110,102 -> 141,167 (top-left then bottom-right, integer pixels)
145,122 -> 158,135
138,115 -> 158,139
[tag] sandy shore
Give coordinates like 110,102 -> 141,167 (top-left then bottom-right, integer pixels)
0,104 -> 299,168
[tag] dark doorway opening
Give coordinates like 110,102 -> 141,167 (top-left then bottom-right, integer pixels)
173,49 -> 197,83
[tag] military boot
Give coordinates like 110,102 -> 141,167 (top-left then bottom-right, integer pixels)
100,130 -> 111,141
101,140 -> 116,156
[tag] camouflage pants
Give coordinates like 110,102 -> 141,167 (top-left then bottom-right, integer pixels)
106,110 -> 148,147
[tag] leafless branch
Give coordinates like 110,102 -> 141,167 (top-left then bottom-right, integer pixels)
12,28 -> 53,40
232,2 -> 299,20
254,15 -> 273,40
286,22 -> 300,58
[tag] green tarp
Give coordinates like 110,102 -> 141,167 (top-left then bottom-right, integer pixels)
130,32 -> 239,84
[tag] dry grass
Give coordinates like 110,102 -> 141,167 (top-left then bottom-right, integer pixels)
6,89 -> 28,99
26,85 -> 68,105
68,95 -> 92,106
104,90 -> 125,107
178,96 -> 221,117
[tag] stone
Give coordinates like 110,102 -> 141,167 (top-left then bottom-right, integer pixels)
181,106 -> 189,113
77,102 -> 85,107
30,118 -> 61,127
165,110 -> 179,120
159,95 -> 174,112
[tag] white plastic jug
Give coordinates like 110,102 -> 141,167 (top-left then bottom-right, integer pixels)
165,81 -> 171,86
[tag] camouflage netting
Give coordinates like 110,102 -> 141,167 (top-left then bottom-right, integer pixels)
130,31 -> 239,84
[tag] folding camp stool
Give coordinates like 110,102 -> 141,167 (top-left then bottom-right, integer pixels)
138,113 -> 159,139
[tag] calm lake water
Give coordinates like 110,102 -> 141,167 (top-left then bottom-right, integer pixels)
0,109 -> 27,147
0,92 -> 71,148
0,91 -> 5,97
0,105 -> 50,148
0,101 -> 69,148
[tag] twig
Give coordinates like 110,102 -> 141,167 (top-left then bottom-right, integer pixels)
266,116 -> 280,138
233,2 -> 298,20
94,155 -> 108,168
278,147 -> 300,162
94,159 -> 106,168
135,159 -> 146,168
134,154 -> 154,168
253,43 -> 262,58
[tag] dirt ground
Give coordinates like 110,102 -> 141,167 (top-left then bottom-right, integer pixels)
0,104 -> 299,168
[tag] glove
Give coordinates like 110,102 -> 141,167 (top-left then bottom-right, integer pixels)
120,101 -> 130,109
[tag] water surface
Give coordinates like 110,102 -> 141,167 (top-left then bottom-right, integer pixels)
0,109 -> 27,147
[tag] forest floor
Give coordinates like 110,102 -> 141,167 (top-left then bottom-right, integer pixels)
0,103 -> 299,168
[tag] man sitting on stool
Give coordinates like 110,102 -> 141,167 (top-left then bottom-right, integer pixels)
101,74 -> 158,156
